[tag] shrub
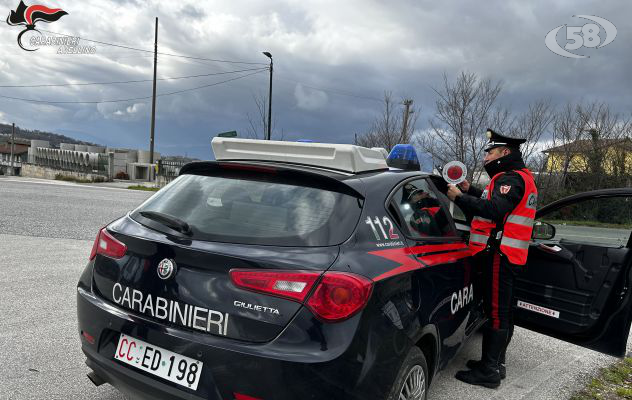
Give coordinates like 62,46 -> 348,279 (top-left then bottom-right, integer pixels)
115,171 -> 130,180
54,173 -> 107,183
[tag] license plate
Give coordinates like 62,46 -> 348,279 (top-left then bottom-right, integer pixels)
114,334 -> 203,390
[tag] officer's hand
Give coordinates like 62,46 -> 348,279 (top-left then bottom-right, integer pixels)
458,180 -> 470,193
447,184 -> 462,201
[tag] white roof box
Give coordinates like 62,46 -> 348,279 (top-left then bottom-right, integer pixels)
212,138 -> 388,173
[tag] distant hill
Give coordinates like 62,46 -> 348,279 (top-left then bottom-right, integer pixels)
0,123 -> 100,148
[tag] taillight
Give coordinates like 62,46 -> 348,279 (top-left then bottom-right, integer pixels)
229,269 -> 373,322
229,270 -> 320,302
306,272 -> 373,322
89,228 -> 127,260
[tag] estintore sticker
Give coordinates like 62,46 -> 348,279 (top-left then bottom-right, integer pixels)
517,300 -> 560,318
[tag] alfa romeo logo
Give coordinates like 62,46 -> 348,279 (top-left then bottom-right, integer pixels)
157,258 -> 176,280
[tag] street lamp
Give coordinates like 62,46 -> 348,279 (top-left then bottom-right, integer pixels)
263,51 -> 273,140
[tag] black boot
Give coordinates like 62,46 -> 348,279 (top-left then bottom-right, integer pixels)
465,325 -> 512,379
456,329 -> 507,388
465,350 -> 506,379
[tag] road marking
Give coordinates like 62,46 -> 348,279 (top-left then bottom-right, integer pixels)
0,178 -> 141,192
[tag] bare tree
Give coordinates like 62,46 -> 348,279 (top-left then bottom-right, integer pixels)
355,92 -> 419,151
538,101 -> 632,201
510,99 -> 555,166
549,102 -> 583,183
245,92 -> 281,140
576,102 -> 631,188
416,72 -> 507,182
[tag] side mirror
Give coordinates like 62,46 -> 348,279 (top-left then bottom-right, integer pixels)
532,221 -> 556,240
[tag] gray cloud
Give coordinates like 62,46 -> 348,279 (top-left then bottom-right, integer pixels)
0,0 -> 630,159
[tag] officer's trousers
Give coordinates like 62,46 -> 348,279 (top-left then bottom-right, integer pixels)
476,249 -> 519,363
479,250 -> 517,330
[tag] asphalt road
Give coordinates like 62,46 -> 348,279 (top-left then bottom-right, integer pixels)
0,177 -> 630,400
553,224 -> 630,247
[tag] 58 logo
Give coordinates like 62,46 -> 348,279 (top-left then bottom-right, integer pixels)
545,15 -> 617,58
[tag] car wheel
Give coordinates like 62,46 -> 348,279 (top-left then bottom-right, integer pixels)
386,346 -> 428,400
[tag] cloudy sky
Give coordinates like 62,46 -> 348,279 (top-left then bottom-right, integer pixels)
0,0 -> 630,159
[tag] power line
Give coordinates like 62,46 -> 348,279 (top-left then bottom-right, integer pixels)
0,70 -> 266,105
39,29 -> 268,66
0,67 -> 268,88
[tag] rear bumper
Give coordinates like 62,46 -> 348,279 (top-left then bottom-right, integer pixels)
77,284 -> 397,400
85,353 -> 209,400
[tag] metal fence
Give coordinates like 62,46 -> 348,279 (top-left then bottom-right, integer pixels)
157,160 -> 186,186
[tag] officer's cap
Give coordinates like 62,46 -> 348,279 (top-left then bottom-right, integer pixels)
484,129 -> 526,152
408,188 -> 426,201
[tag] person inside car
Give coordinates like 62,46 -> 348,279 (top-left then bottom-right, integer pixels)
407,188 -> 444,236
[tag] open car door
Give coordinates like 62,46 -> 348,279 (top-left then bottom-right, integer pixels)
514,188 -> 632,357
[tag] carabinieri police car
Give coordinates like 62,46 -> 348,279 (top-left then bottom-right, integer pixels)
77,138 -> 632,400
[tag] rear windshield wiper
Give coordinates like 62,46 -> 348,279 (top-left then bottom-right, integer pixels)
139,211 -> 193,235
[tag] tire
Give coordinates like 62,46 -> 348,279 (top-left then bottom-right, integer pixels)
386,346 -> 428,400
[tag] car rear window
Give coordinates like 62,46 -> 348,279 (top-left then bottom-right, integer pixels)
131,172 -> 363,246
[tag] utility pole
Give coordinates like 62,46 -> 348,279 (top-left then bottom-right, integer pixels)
263,52 -> 273,140
149,17 -> 158,164
400,99 -> 413,143
9,123 -> 15,176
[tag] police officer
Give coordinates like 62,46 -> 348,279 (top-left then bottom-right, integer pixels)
446,129 -> 538,388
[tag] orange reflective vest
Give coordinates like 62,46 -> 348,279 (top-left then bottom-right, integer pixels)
468,168 -> 537,265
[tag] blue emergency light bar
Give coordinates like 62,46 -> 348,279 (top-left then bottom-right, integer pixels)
386,144 -> 421,170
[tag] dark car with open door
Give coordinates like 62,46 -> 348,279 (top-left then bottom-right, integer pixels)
77,139 -> 632,400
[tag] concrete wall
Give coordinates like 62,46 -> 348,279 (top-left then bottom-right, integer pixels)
30,140 -> 50,149
87,145 -> 106,153
137,150 -> 160,164
21,164 -> 107,182
129,163 -> 156,180
112,152 -> 130,175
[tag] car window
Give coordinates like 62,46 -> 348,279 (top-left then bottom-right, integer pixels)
433,189 -> 467,225
427,175 -> 467,225
540,196 -> 632,247
131,173 -> 363,246
390,178 -> 455,239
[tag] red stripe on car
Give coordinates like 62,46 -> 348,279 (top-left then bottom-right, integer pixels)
370,243 -> 469,281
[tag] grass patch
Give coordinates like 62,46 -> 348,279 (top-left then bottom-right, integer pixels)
127,185 -> 159,192
570,358 -> 632,399
616,387 -> 632,398
55,174 -> 106,183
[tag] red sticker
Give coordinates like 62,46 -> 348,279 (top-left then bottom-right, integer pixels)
443,161 -> 467,184
500,185 -> 511,194
447,165 -> 462,180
